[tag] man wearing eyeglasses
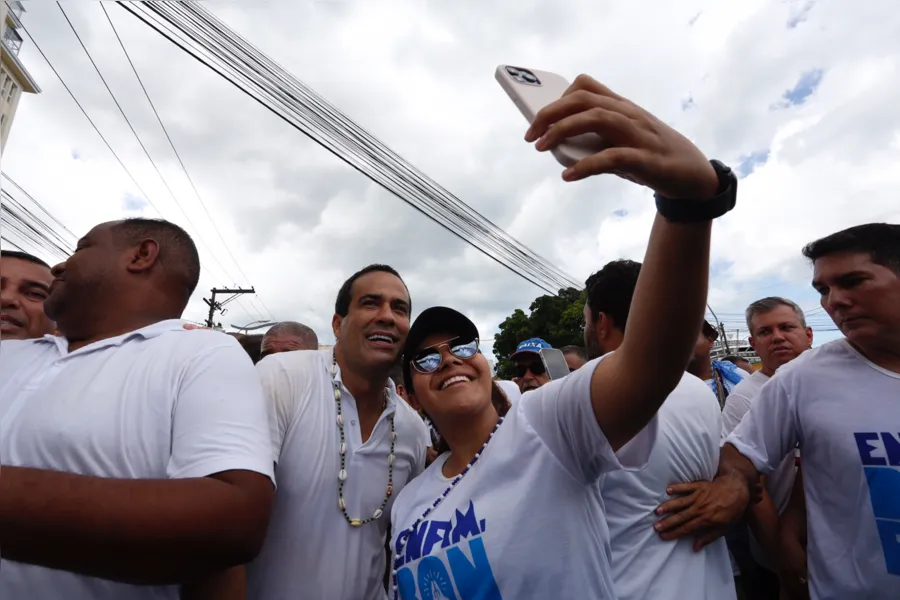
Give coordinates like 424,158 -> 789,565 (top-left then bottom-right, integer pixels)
510,337 -> 553,393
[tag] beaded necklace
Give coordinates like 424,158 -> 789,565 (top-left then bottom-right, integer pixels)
390,414 -> 506,598
332,353 -> 396,527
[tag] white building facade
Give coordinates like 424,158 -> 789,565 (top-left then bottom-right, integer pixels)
1,1 -> 40,152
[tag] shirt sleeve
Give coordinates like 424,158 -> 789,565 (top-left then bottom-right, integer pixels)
167,340 -> 275,484
721,389 -> 753,441
522,357 -> 658,485
725,375 -> 799,475
256,353 -> 296,466
412,418 -> 431,478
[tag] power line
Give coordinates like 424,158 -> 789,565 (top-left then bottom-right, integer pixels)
50,3 -> 268,324
2,172 -> 77,240
56,6 -> 235,283
15,20 -> 168,222
97,2 -> 276,322
1,181 -> 76,264
117,1 -> 580,296
14,15 -> 265,327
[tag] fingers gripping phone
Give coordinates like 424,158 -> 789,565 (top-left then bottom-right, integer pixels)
495,65 -> 607,167
540,348 -> 571,381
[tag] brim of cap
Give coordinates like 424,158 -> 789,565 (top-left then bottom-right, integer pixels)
404,307 -> 480,360
509,348 -> 542,360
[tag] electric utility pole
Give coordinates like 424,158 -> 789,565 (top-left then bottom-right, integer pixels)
718,323 -> 732,354
204,287 -> 255,328
706,303 -> 731,354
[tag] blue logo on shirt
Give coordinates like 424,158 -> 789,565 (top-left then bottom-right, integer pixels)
855,431 -> 900,577
393,500 -> 502,599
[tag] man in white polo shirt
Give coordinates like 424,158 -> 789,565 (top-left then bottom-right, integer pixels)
584,259 -> 736,600
247,264 -> 430,600
720,296 -> 811,598
0,218 -> 275,600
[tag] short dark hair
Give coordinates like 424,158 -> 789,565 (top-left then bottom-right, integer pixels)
112,218 -> 201,301
802,223 -> 900,274
263,321 -> 318,349
334,264 -> 409,317
585,259 -> 642,331
1,249 -> 51,270
560,345 -> 586,360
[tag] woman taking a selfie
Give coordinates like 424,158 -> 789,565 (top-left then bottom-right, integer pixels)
387,73 -> 740,599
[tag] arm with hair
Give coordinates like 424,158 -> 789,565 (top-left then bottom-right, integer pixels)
747,477 -> 781,563
654,443 -> 758,549
0,342 -> 274,584
778,467 -> 809,600
656,376 -> 798,545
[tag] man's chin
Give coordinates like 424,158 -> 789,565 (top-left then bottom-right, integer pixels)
0,325 -> 26,340
43,298 -> 63,322
364,348 -> 401,369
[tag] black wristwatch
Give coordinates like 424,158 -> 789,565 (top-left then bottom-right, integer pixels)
654,160 -> 737,222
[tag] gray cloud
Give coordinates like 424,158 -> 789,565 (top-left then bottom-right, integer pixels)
4,0 -> 899,350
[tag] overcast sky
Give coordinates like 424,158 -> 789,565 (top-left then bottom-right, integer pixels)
4,0 -> 898,351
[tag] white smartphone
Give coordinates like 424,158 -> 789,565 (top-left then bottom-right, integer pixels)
495,65 -> 606,167
540,348 -> 571,381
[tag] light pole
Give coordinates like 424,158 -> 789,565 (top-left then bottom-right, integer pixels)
706,304 -> 731,354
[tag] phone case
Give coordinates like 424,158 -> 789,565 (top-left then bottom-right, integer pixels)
539,348 -> 571,381
495,65 -> 607,168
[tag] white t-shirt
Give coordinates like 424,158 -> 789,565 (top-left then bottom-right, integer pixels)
603,372 -> 736,600
0,320 -> 274,600
390,357 -> 659,599
722,370 -> 798,570
722,370 -> 798,513
727,339 -> 900,599
247,349 -> 430,600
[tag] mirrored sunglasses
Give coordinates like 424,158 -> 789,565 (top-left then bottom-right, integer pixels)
411,337 -> 480,374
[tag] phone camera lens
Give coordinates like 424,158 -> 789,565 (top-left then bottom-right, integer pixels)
522,72 -> 537,83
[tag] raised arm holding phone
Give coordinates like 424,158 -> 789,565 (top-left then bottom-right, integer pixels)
388,70 -> 738,599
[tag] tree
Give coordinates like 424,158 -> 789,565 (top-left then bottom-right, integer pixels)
492,287 -> 586,380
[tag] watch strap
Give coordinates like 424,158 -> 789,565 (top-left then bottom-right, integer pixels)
655,160 -> 737,223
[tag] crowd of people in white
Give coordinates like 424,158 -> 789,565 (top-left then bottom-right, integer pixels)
1,75 -> 898,600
